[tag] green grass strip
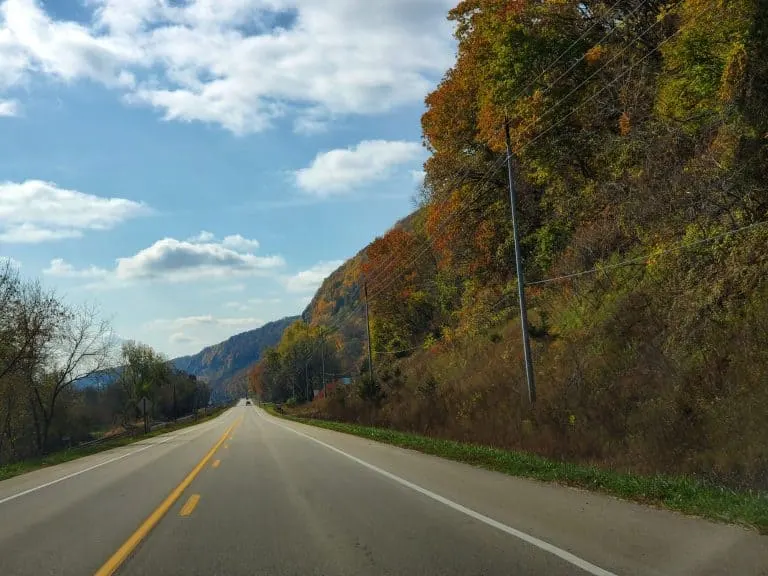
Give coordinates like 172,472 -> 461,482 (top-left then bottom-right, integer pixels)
0,407 -> 228,482
265,406 -> 768,534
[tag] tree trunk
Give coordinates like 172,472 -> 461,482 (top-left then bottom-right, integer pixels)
29,394 -> 43,456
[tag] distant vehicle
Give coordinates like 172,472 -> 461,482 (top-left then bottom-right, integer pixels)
245,399 -> 251,405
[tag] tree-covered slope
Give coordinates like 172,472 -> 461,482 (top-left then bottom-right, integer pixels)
172,316 -> 298,398
251,0 -> 768,490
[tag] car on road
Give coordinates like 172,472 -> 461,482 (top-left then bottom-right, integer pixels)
245,399 -> 251,405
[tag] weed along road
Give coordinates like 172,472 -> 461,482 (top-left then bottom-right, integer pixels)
0,402 -> 765,576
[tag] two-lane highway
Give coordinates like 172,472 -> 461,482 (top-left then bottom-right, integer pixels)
1,402 -> 766,575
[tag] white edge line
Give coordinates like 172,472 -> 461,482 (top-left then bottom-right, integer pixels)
0,410 -> 234,506
258,408 -> 617,576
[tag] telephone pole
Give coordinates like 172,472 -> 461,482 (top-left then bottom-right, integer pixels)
321,335 -> 326,398
505,118 -> 536,405
364,282 -> 375,387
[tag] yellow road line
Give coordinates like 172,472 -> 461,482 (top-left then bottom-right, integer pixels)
93,417 -> 241,576
179,494 -> 200,517
211,459 -> 221,469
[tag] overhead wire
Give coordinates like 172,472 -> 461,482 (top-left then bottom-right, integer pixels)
300,0 -> 705,369
366,0 -> 679,304
364,0 -> 657,294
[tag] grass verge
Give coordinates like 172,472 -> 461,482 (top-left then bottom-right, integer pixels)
264,405 -> 768,534
0,407 -> 228,482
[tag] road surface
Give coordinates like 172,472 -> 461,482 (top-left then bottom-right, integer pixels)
0,402 -> 765,575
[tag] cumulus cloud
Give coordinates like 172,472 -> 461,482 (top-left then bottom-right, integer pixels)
221,234 -> 259,252
170,332 -> 196,345
44,258 -> 108,278
186,231 -> 259,251
156,313 -> 266,352
51,234 -> 283,285
0,0 -> 455,134
115,237 -> 283,281
207,282 -> 247,293
224,296 -> 281,311
411,169 -> 426,185
295,140 -> 423,196
188,230 -> 215,243
285,260 -> 343,293
0,179 -> 148,243
0,98 -> 19,116
1,0 -> 143,85
150,315 -> 265,330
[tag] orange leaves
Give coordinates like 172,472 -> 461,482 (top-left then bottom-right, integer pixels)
426,192 -> 466,269
364,227 -> 424,299
585,45 -> 605,65
619,112 -> 631,136
313,298 -> 334,322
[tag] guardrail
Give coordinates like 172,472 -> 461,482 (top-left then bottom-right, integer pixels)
76,429 -> 133,449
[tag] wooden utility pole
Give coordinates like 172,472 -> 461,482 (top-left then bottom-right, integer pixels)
505,118 -> 536,404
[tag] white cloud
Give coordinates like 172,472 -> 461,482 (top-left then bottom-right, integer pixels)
154,313 -> 266,353
43,258 -> 108,278
207,282 -> 247,293
42,234 -> 282,287
115,237 -> 283,281
0,98 -> 19,116
249,297 -> 281,304
411,169 -> 426,185
170,332 -> 196,345
0,0 -> 455,134
285,260 -> 342,293
221,234 -> 259,252
1,0 -> 143,85
186,231 -> 259,252
0,179 -> 148,243
149,315 -> 265,330
224,296 -> 281,311
188,230 -> 215,243
295,140 -> 423,196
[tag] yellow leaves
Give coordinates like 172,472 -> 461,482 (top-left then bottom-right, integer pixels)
709,124 -> 740,169
585,45 -> 605,65
719,42 -> 747,104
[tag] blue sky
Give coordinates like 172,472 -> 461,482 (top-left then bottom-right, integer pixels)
0,0 -> 455,357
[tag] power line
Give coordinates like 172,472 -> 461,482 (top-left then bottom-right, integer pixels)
300,1 -> 711,376
368,0 -> 681,305
364,1 -> 654,294
527,219 -> 768,286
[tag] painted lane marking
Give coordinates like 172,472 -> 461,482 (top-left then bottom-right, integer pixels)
258,408 -> 616,576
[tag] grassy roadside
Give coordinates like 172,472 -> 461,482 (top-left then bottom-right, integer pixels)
0,407 -> 229,482
264,405 -> 768,534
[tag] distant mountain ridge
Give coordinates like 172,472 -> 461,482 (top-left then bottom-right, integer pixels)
172,316 -> 299,400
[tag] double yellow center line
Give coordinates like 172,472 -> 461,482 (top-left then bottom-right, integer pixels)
94,416 -> 241,576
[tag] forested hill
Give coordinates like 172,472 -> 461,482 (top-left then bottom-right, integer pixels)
172,316 -> 298,398
300,211 -> 423,372
251,0 -> 768,491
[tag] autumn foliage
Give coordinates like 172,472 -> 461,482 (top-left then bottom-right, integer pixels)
268,0 -> 768,489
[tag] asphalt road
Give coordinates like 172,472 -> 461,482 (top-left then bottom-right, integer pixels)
0,402 -> 766,575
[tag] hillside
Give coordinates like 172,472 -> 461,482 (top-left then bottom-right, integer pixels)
301,210 -> 424,372
251,0 -> 768,492
173,316 -> 298,399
